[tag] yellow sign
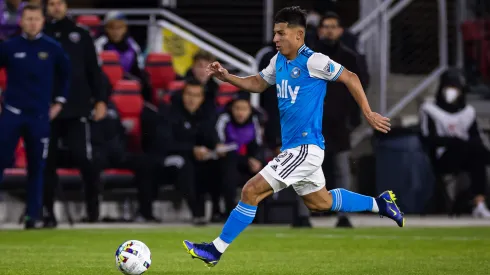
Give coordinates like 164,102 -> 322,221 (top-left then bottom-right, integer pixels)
162,28 -> 200,77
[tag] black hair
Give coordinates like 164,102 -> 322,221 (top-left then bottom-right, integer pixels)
321,11 -> 342,26
22,4 -> 43,14
183,77 -> 204,94
274,6 -> 307,28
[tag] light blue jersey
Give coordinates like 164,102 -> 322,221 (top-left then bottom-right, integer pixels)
259,44 -> 344,151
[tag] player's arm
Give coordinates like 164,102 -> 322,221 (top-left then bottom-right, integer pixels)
307,53 -> 390,133
222,73 -> 269,94
206,54 -> 277,93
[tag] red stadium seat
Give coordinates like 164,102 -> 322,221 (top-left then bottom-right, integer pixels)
162,80 -> 185,104
76,15 -> 101,27
100,51 -> 124,88
0,68 -> 6,92
76,15 -> 101,37
145,53 -> 176,103
216,82 -> 240,107
111,80 -> 143,152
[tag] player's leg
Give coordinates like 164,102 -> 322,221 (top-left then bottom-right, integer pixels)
0,109 -> 22,185
298,167 -> 405,227
43,118 -> 61,227
24,114 -> 50,229
183,172 -> 273,266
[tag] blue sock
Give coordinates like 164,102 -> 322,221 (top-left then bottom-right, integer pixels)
218,201 -> 257,244
330,188 -> 374,212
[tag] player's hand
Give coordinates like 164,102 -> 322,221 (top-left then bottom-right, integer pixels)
193,146 -> 210,161
206,62 -> 229,82
49,103 -> 63,121
248,157 -> 263,173
365,111 -> 391,133
93,101 -> 107,121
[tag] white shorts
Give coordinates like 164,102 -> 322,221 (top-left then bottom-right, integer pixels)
259,144 -> 325,196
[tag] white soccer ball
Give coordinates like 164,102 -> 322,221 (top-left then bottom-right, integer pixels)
115,240 -> 152,275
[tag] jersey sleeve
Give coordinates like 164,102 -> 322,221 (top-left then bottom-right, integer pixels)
258,53 -> 277,85
307,52 -> 344,81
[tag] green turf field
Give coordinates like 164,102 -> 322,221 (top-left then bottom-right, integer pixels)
1,226 -> 489,274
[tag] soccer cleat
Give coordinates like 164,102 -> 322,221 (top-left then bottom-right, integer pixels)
376,190 -> 405,227
182,240 -> 221,267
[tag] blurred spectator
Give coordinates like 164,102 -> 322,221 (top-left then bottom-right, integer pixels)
0,4 -> 70,229
94,10 -> 156,154
182,50 -> 219,114
154,79 -> 221,225
420,69 -> 490,218
305,10 -> 321,49
94,10 -> 152,103
315,12 -> 366,228
0,0 -> 25,40
211,92 -> 265,222
43,0 -> 107,226
91,74 -> 157,222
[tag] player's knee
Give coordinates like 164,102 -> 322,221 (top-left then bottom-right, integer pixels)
241,181 -> 259,205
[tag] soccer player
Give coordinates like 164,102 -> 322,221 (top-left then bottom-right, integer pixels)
0,4 -> 70,229
183,6 -> 404,267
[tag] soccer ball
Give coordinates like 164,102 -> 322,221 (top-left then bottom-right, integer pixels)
115,240 -> 152,275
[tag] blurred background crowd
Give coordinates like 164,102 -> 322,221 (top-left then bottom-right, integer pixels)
1,0 -> 490,229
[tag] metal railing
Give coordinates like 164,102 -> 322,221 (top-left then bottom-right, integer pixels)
70,8 -> 259,106
348,0 -> 448,148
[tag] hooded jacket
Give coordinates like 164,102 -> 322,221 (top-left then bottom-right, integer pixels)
420,69 -> 483,159
215,92 -> 264,162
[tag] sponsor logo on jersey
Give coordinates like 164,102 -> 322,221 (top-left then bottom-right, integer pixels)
323,60 -> 335,76
276,79 -> 300,104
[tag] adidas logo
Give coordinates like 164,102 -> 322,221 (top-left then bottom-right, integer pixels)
270,165 -> 278,171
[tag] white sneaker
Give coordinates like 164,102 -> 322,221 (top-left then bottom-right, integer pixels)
472,202 -> 490,218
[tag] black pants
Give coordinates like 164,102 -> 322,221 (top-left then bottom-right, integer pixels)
44,118 -> 102,220
210,152 -> 250,216
436,143 -> 490,196
99,153 -> 155,219
157,154 -> 210,218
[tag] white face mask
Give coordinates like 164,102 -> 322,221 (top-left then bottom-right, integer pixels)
443,87 -> 460,103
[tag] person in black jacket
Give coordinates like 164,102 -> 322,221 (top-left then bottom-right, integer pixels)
420,69 -> 490,218
42,0 -> 107,226
315,12 -> 368,228
155,79 -> 222,225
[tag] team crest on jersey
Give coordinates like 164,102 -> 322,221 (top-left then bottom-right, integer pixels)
291,67 -> 301,78
38,52 -> 48,60
69,32 -> 81,43
323,61 -> 335,76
